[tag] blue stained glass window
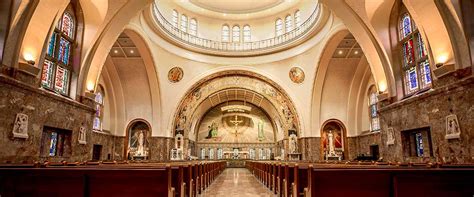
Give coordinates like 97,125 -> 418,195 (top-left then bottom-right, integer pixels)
58,37 -> 71,65
400,14 -> 412,39
408,68 -> 418,91
419,60 -> 432,88
47,32 -> 57,57
415,132 -> 424,157
49,132 -> 58,156
93,117 -> 101,130
370,105 -> 377,118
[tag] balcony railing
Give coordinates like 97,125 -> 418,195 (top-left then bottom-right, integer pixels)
152,3 -> 321,55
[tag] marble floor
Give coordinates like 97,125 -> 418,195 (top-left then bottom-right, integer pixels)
201,168 -> 275,197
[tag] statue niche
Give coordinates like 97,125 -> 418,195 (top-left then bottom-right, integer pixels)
321,121 -> 345,161
127,121 -> 150,160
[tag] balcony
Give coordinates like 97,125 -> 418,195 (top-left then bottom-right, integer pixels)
151,3 -> 324,56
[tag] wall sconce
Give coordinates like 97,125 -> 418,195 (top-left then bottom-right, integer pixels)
86,81 -> 95,93
23,53 -> 35,66
378,81 -> 387,94
436,55 -> 448,68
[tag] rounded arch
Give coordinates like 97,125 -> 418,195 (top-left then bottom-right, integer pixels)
171,70 -> 302,140
320,118 -> 348,160
124,118 -> 152,160
78,1 -> 153,99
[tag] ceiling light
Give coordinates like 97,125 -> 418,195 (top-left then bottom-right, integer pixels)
114,50 -> 118,54
130,50 -> 134,54
338,50 -> 343,55
354,50 -> 359,55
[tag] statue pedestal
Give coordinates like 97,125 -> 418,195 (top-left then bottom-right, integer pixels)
288,153 -> 301,161
326,155 -> 341,161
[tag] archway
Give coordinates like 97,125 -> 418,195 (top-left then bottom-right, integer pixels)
124,119 -> 151,160
320,119 -> 348,160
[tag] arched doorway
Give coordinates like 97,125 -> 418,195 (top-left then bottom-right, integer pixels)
320,119 -> 347,160
124,119 -> 151,160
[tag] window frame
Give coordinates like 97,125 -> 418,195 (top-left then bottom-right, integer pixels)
275,18 -> 283,36
222,25 -> 230,42
232,25 -> 240,43
397,12 -> 432,97
243,25 -> 251,42
42,6 -> 77,97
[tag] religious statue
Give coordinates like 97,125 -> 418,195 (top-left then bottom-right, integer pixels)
445,114 -> 461,139
12,113 -> 28,139
289,134 -> 298,154
327,130 -> 336,156
78,126 -> 87,144
136,131 -> 145,156
386,127 -> 395,145
175,133 -> 184,151
257,119 -> 264,141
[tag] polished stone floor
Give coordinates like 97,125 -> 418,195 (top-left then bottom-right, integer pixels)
201,168 -> 275,197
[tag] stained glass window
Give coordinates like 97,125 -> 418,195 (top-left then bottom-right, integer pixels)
49,132 -> 58,156
243,25 -> 251,42
93,89 -> 104,131
41,7 -> 76,96
275,18 -> 283,36
222,25 -> 229,42
54,66 -> 69,95
41,60 -> 54,89
415,132 -> 424,157
399,13 -> 412,40
58,37 -> 71,65
61,12 -> 74,39
285,15 -> 293,33
232,25 -> 240,43
180,15 -> 188,32
189,18 -> 197,36
368,87 -> 380,132
172,10 -> 178,28
295,10 -> 301,27
47,32 -> 57,57
398,11 -> 432,96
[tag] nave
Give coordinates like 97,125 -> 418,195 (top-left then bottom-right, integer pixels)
202,168 -> 274,197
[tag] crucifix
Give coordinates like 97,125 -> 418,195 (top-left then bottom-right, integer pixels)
229,115 -> 243,138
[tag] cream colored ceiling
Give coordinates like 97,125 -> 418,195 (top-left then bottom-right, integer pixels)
110,33 -> 141,58
189,0 -> 283,14
332,34 -> 363,59
171,0 -> 302,20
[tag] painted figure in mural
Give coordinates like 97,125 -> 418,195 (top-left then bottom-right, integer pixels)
206,122 -> 218,139
258,119 -> 264,141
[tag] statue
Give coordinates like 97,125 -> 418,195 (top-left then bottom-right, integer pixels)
445,114 -> 461,139
386,128 -> 395,145
289,134 -> 298,154
78,126 -> 87,144
136,131 -> 145,156
328,130 -> 336,156
12,113 -> 28,139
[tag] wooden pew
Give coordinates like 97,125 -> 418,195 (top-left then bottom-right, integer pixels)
0,166 -> 173,197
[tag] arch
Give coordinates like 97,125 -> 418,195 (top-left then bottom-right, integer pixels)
285,14 -> 293,33
124,119 -> 152,160
321,0 -> 394,96
320,119 -> 348,160
171,70 -> 302,140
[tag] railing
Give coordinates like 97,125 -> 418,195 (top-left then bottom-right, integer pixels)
152,3 -> 321,53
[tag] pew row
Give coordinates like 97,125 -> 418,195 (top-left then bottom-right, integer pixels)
246,161 -> 474,197
0,160 -> 226,197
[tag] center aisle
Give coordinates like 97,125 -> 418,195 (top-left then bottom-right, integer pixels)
201,168 -> 275,197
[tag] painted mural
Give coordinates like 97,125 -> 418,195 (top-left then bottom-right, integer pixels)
197,103 -> 275,143
174,71 -> 300,138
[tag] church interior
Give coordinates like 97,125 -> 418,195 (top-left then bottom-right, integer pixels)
0,0 -> 473,196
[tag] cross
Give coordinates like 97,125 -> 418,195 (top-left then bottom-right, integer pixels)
229,115 -> 243,138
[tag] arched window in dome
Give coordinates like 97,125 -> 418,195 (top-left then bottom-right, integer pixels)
285,15 -> 293,33
189,18 -> 197,36
222,25 -> 230,42
180,14 -> 188,32
275,18 -> 283,36
41,5 -> 78,96
93,86 -> 105,131
397,12 -> 432,96
172,10 -> 178,28
232,25 -> 240,42
295,10 -> 301,27
243,25 -> 251,42
368,86 -> 380,132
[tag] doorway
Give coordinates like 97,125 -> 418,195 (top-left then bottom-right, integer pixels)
92,144 -> 102,161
